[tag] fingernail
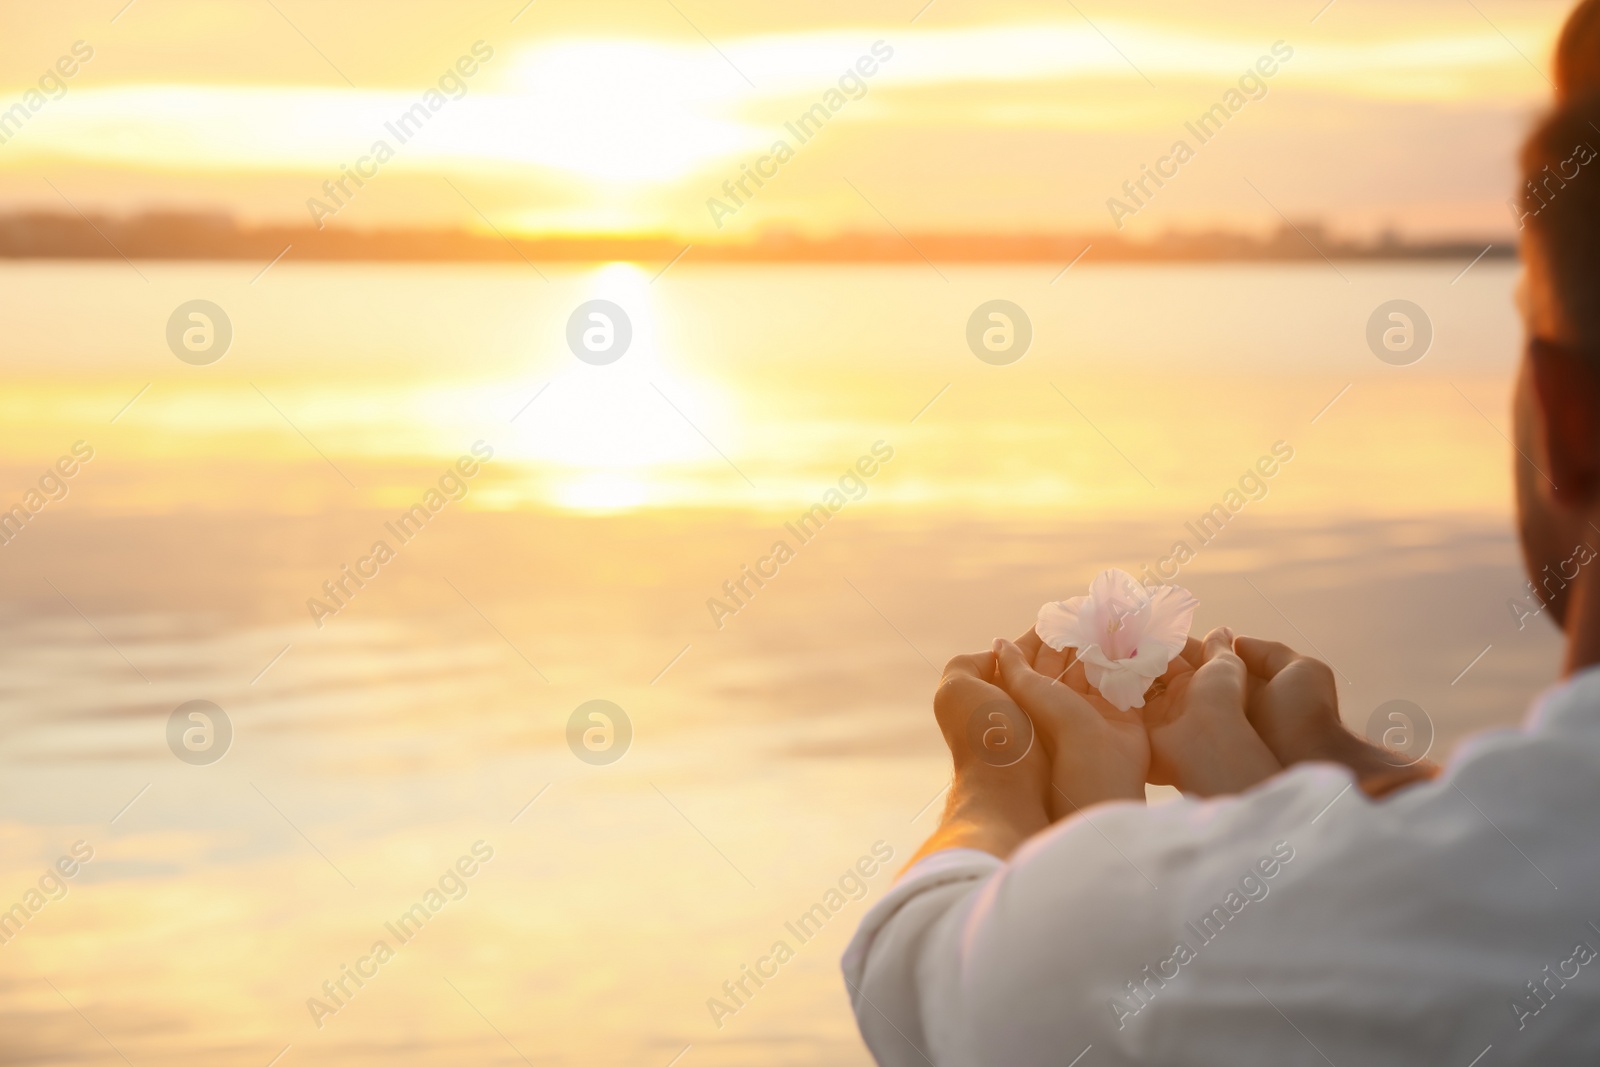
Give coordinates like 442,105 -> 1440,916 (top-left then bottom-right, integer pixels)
992,638 -> 1004,654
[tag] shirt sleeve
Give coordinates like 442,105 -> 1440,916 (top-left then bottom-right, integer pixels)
840,848 -> 1002,1067
840,766 -> 1370,1067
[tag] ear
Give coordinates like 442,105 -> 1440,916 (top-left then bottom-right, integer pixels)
1528,337 -> 1600,507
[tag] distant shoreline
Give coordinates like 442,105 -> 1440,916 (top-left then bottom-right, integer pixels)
0,213 -> 1516,265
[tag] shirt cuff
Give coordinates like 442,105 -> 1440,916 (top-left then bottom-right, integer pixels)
840,847 -> 1002,1003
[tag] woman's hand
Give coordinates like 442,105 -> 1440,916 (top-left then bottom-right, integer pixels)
1143,627 -> 1281,796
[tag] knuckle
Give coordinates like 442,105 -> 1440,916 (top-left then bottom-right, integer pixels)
933,674 -> 984,713
1214,650 -> 1246,672
941,652 -> 985,678
1286,657 -> 1335,687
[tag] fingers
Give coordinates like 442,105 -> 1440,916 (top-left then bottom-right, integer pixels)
1181,635 -> 1203,665
994,638 -> 1073,716
1185,629 -> 1249,735
1061,658 -> 1093,694
1158,651 -> 1194,684
1195,629 -> 1246,696
1009,624 -> 1075,681
1234,635 -> 1299,678
1033,642 -> 1076,681
994,637 -> 1120,734
933,655 -> 1008,734
1199,626 -> 1240,666
942,650 -> 996,686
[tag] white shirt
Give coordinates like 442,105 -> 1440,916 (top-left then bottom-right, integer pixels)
843,668 -> 1600,1066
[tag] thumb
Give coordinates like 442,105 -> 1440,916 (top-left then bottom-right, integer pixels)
1200,626 -> 1240,666
994,638 -> 1076,721
1192,626 -> 1247,698
1234,635 -> 1297,679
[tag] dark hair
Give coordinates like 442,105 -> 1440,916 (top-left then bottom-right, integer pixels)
1559,0 -> 1600,98
1520,92 -> 1600,345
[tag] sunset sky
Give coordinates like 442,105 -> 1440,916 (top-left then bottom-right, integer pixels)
0,0 -> 1572,239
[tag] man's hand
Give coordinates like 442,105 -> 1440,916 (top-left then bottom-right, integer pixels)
993,633 -> 1150,821
1234,636 -> 1437,780
903,645 -> 1054,871
1143,627 -> 1281,796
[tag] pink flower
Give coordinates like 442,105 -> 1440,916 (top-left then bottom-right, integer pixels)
1035,568 -> 1198,711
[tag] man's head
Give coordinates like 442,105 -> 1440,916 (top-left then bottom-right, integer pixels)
1559,0 -> 1600,98
1514,91 -> 1600,626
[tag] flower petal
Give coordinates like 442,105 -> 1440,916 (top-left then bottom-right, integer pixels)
1076,643 -> 1115,670
1135,584 -> 1199,660
1087,569 -> 1150,658
1038,570 -> 1199,707
1088,568 -> 1145,617
1037,595 -> 1095,651
1127,640 -> 1174,676
1092,663 -> 1155,711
